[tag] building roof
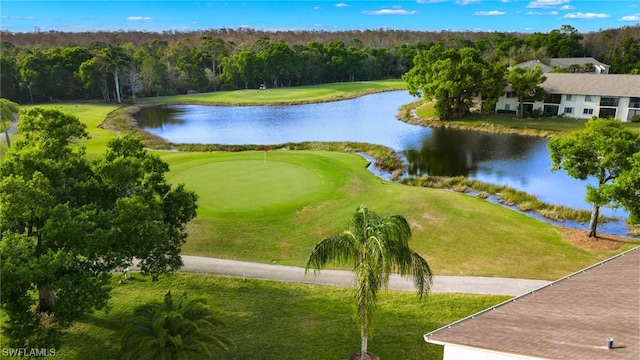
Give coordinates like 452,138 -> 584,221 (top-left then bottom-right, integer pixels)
549,57 -> 610,68
542,73 -> 640,97
424,247 -> 640,360
514,60 -> 552,72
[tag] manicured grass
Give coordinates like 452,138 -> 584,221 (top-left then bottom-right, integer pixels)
160,150 -> 634,280
140,80 -> 406,105
56,273 -> 510,360
1,102 -> 122,159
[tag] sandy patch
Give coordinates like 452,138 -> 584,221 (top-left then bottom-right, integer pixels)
562,228 -> 635,250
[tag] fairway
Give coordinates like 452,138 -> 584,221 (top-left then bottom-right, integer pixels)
169,155 -> 325,214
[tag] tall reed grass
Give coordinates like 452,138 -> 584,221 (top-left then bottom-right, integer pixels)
401,175 -> 610,224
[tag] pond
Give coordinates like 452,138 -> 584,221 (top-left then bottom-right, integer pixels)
136,91 -> 630,234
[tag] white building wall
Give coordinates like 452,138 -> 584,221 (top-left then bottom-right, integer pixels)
496,96 -> 518,112
495,94 -> 633,121
619,97 -> 631,122
443,344 -> 543,360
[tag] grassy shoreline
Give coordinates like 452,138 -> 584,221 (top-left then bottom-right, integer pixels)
31,82 -> 636,229
398,98 -> 640,137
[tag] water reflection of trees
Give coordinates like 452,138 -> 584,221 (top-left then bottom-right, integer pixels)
403,128 -> 540,177
135,106 -> 186,129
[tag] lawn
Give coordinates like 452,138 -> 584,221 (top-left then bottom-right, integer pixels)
56,273 -> 510,360
161,150 -> 633,280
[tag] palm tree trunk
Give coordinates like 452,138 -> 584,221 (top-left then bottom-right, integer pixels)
587,203 -> 599,238
360,326 -> 368,360
2,116 -> 11,148
114,70 -> 122,104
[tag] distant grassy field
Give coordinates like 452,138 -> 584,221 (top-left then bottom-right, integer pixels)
140,80 -> 406,105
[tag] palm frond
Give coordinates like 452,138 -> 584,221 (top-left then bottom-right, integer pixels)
305,205 -> 433,355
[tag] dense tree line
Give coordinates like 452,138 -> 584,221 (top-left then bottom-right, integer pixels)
0,25 -> 638,104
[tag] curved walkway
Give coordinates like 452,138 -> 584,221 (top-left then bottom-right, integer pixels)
180,255 -> 550,297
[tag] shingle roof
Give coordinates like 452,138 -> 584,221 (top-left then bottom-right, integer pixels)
514,60 -> 552,72
424,247 -> 640,360
541,73 -> 640,97
549,57 -> 609,68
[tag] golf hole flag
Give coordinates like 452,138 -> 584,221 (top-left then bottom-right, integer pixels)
264,148 -> 268,165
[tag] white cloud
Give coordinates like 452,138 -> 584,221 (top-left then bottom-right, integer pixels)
127,16 -> 153,22
559,5 -> 574,10
563,12 -> 610,19
526,0 -> 570,9
364,9 -> 418,15
456,0 -> 480,5
474,10 -> 507,16
335,3 -> 349,7
527,11 -> 558,16
416,0 -> 448,3
619,14 -> 640,21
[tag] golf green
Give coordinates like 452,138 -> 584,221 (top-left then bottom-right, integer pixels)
166,151 -> 344,216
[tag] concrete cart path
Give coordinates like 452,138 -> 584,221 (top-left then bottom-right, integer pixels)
180,255 -> 551,297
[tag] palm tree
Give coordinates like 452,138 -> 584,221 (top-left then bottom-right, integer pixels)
306,205 -> 433,360
100,46 -> 129,104
0,98 -> 20,148
119,291 -> 233,360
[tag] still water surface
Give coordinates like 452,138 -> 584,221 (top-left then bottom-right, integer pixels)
137,91 -> 629,233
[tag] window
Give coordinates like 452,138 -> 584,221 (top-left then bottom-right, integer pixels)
544,94 -> 562,104
584,95 -> 595,102
630,97 -> 640,109
600,97 -> 619,107
599,108 -> 617,118
628,109 -> 640,122
583,108 -> 594,115
564,107 -> 574,114
505,104 -> 512,111
566,94 -> 575,101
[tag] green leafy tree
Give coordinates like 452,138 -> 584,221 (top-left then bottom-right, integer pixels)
0,47 -> 21,102
0,108 -> 198,349
119,291 -> 233,360
305,206 -> 432,360
0,98 -> 20,148
404,44 -> 488,120
138,39 -> 172,96
611,37 -> 640,74
604,152 -> 640,224
259,40 -> 300,87
548,118 -> 639,237
506,66 -> 548,118
200,36 -> 229,91
525,25 -> 585,58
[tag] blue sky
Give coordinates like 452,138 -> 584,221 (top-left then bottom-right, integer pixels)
1,0 -> 639,34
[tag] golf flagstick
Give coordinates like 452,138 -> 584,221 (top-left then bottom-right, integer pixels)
264,147 -> 268,165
